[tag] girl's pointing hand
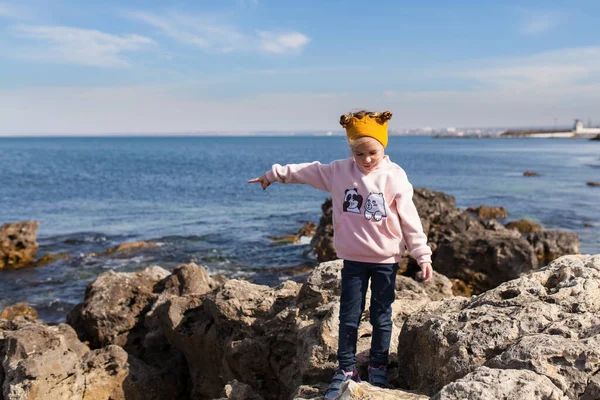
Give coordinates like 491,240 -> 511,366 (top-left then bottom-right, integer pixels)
248,175 -> 271,190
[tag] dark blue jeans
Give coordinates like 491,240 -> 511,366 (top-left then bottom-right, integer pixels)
337,259 -> 399,371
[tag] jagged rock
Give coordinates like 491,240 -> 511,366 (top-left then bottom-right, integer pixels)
466,206 -> 508,220
412,188 -> 457,224
156,262 -> 216,295
297,260 -> 343,309
505,218 -> 542,233
486,334 -> 600,398
433,230 -> 538,294
523,171 -> 541,177
339,380 -> 429,399
398,255 -> 600,397
0,221 -> 39,269
152,279 -> 302,399
67,266 -> 171,350
67,265 -> 203,396
526,230 -> 581,265
148,258 -> 451,400
1,323 -> 180,400
432,366 -> 567,400
0,302 -> 38,321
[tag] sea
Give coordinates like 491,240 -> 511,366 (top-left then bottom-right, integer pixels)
1,136 -> 599,322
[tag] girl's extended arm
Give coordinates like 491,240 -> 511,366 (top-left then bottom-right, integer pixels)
249,161 -> 333,192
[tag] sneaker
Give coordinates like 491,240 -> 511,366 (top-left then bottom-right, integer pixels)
324,368 -> 361,399
368,364 -> 388,388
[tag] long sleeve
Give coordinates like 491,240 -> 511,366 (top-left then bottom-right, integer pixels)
265,161 -> 332,192
395,176 -> 432,265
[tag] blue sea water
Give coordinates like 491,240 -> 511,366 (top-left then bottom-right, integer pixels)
1,136 -> 599,322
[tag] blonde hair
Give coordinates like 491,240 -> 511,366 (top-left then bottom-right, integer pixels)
347,136 -> 382,148
339,110 -> 393,128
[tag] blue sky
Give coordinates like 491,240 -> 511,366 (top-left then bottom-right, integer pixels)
1,0 -> 599,135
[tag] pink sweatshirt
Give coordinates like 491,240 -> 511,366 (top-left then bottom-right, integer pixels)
265,156 -> 432,265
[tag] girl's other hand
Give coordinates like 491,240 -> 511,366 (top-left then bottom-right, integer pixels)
417,262 -> 433,282
248,175 -> 271,190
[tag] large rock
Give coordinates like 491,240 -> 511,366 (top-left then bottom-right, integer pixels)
433,230 -> 538,294
486,334 -> 600,399
154,278 -> 303,399
149,259 -> 452,400
1,322 -> 179,399
67,266 -> 171,350
432,366 -> 567,400
526,230 -> 580,265
398,255 -> 600,398
67,263 -> 216,396
0,221 -> 39,269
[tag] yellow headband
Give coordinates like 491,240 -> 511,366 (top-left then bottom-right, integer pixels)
345,115 -> 388,148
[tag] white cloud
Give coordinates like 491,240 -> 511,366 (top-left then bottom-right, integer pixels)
465,46 -> 600,89
258,32 -> 310,54
11,25 -> 155,68
2,45 -> 600,134
519,10 -> 563,35
0,2 -> 26,19
127,10 -> 309,54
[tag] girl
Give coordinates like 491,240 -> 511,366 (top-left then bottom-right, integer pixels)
248,110 -> 432,398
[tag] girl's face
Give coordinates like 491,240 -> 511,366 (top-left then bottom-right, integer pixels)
350,137 -> 384,173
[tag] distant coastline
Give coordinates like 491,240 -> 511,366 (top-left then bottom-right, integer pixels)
2,119 -> 600,140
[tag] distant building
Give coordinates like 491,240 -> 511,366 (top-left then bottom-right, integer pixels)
501,119 -> 600,138
575,119 -> 600,135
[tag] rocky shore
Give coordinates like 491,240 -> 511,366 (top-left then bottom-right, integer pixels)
2,255 -> 599,399
0,187 -> 591,399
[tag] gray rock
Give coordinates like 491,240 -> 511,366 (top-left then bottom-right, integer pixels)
398,255 -> 600,397
432,366 -> 567,400
157,262 -> 216,295
433,230 -> 538,293
526,230 -> 581,265
1,322 -> 179,400
486,334 -> 600,398
150,259 -> 450,399
67,266 -> 170,350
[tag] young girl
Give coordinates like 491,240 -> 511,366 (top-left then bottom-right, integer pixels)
248,110 -> 432,398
